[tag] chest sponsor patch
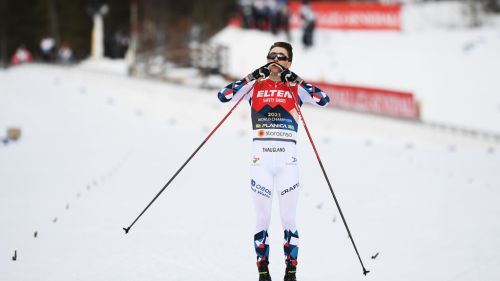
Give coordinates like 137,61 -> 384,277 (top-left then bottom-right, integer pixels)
256,89 -> 293,99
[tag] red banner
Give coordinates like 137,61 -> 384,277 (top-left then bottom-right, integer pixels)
313,82 -> 419,119
289,2 -> 402,31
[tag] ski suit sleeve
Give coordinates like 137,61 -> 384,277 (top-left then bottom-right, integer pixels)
297,81 -> 330,107
217,79 -> 255,103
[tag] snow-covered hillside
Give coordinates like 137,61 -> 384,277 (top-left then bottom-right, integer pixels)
1,62 -> 499,281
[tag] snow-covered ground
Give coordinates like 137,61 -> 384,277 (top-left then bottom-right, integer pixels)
1,61 -> 499,281
211,3 -> 500,134
1,2 -> 500,280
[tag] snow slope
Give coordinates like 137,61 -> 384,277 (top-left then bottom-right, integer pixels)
1,63 -> 499,281
211,4 -> 500,134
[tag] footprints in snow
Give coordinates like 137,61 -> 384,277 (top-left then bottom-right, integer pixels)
9,158 -> 126,262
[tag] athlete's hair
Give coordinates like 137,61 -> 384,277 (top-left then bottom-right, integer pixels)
269,42 -> 293,62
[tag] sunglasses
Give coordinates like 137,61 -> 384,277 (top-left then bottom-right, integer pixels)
266,52 -> 290,61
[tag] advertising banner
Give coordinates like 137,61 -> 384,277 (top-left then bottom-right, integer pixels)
313,82 -> 419,119
289,2 -> 402,31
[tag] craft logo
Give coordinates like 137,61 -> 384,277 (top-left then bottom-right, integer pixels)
281,182 -> 300,196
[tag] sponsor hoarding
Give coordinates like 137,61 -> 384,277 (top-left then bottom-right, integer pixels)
289,2 -> 402,31
313,82 -> 419,119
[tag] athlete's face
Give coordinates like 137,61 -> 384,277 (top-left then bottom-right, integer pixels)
267,46 -> 291,74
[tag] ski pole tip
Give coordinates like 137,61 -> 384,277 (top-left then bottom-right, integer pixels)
123,227 -> 130,234
363,269 -> 370,276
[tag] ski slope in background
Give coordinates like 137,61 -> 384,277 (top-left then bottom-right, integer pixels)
211,3 -> 500,134
1,63 -> 499,281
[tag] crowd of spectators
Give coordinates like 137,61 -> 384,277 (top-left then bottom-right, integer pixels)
39,37 -> 74,64
237,0 -> 316,47
238,0 -> 291,39
10,37 -> 73,66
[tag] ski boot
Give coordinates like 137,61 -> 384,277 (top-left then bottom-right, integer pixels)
258,261 -> 272,281
283,263 -> 297,281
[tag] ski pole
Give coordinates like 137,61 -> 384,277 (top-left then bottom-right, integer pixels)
286,83 -> 370,276
123,83 -> 255,234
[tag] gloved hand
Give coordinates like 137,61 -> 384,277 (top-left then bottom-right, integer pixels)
246,63 -> 271,81
280,69 -> 303,84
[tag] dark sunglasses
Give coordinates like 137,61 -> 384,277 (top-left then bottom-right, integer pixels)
266,52 -> 290,61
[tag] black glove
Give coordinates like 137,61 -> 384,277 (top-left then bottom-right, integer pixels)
280,69 -> 303,84
247,63 -> 271,81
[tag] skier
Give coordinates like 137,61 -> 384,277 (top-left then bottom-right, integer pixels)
217,42 -> 330,281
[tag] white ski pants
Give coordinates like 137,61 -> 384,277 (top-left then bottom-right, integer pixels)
250,140 -> 300,233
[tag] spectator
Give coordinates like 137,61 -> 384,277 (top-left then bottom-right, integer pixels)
270,0 -> 281,35
263,0 -> 277,31
237,0 -> 289,38
300,0 -> 316,48
239,0 -> 254,29
277,0 -> 291,40
253,0 -> 268,30
58,42 -> 73,64
11,45 -> 33,65
40,36 -> 56,62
